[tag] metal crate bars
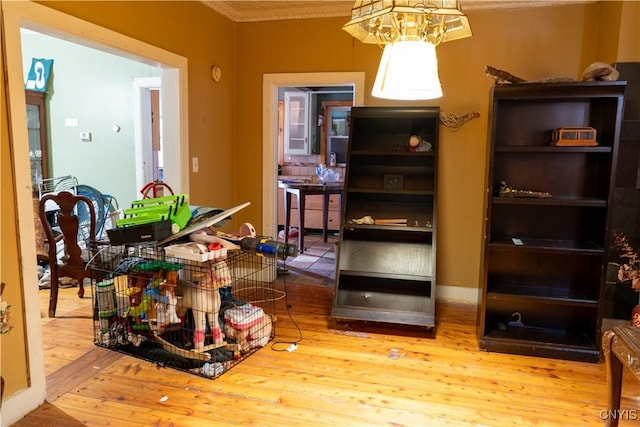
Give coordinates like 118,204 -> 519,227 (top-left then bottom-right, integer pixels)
91,244 -> 277,379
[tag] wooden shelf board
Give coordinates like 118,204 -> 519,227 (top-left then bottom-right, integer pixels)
347,188 -> 434,196
339,269 -> 432,282
486,287 -> 598,306
492,196 -> 607,207
342,224 -> 433,233
351,150 -> 435,157
479,335 -> 600,362
495,146 -> 612,153
332,304 -> 435,328
481,325 -> 597,351
488,238 -> 603,254
339,240 -> 433,278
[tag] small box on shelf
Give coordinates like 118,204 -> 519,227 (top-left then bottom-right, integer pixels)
551,127 -> 598,146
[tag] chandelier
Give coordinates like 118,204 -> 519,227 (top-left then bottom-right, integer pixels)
343,1 -> 472,100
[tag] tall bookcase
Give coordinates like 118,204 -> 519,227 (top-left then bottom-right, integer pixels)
331,107 -> 438,328
479,81 -> 626,362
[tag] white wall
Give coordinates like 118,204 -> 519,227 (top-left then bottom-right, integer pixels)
21,30 -> 160,207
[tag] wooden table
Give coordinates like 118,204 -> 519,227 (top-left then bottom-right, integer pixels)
280,181 -> 343,253
602,325 -> 640,426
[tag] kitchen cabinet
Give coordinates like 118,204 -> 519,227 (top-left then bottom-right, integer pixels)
479,81 -> 626,362
326,106 -> 350,165
284,91 -> 309,155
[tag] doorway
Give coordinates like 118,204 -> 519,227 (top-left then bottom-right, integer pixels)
19,30 -> 168,206
5,5 -> 188,202
262,73 -> 366,240
133,77 -> 163,193
1,1 -> 189,418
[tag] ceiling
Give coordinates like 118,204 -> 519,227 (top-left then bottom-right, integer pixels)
201,1 -> 597,23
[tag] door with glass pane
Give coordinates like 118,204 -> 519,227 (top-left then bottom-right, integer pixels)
284,91 -> 309,155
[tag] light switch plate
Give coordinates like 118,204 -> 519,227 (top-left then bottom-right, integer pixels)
79,132 -> 91,142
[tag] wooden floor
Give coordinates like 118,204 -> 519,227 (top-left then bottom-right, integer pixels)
13,278 -> 640,426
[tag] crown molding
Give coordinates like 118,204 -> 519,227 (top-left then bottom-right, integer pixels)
202,1 -> 598,23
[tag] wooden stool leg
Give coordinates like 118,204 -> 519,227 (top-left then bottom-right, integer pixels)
297,190 -> 305,253
323,192 -> 330,242
284,190 -> 292,244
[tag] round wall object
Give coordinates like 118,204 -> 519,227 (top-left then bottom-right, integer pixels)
211,65 -> 222,82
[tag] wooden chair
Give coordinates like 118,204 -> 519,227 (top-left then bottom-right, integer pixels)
39,191 -> 105,317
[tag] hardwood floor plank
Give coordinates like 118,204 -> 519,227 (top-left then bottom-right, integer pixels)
226,360 -> 599,421
12,281 -> 640,426
46,346 -> 123,402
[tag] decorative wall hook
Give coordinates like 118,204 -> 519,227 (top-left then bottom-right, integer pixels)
439,111 -> 480,131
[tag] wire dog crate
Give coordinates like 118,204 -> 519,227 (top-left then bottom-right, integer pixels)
91,244 -> 277,379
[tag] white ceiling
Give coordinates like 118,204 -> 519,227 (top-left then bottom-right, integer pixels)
201,1 -> 597,23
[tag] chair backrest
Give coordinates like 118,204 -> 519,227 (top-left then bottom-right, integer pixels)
39,191 -> 96,268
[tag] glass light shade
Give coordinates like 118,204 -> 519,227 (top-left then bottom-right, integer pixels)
343,0 -> 472,45
371,40 -> 443,100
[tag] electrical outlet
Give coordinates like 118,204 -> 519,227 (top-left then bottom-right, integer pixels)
192,157 -> 199,173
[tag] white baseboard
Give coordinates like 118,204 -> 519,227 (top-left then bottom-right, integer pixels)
436,285 -> 480,305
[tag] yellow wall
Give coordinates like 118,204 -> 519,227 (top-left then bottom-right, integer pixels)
616,0 -> 640,62
30,2 -> 639,292
234,4 -> 609,289
17,2 -> 639,293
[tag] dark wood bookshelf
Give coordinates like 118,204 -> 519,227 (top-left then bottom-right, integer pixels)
332,107 -> 439,329
478,81 -> 627,362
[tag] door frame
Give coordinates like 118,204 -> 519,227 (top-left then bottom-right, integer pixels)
262,72 -> 365,240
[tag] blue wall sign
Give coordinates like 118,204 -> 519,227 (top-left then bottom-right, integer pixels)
25,58 -> 53,92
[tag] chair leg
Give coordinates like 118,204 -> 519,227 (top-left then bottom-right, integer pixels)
77,280 -> 84,299
48,270 -> 59,318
